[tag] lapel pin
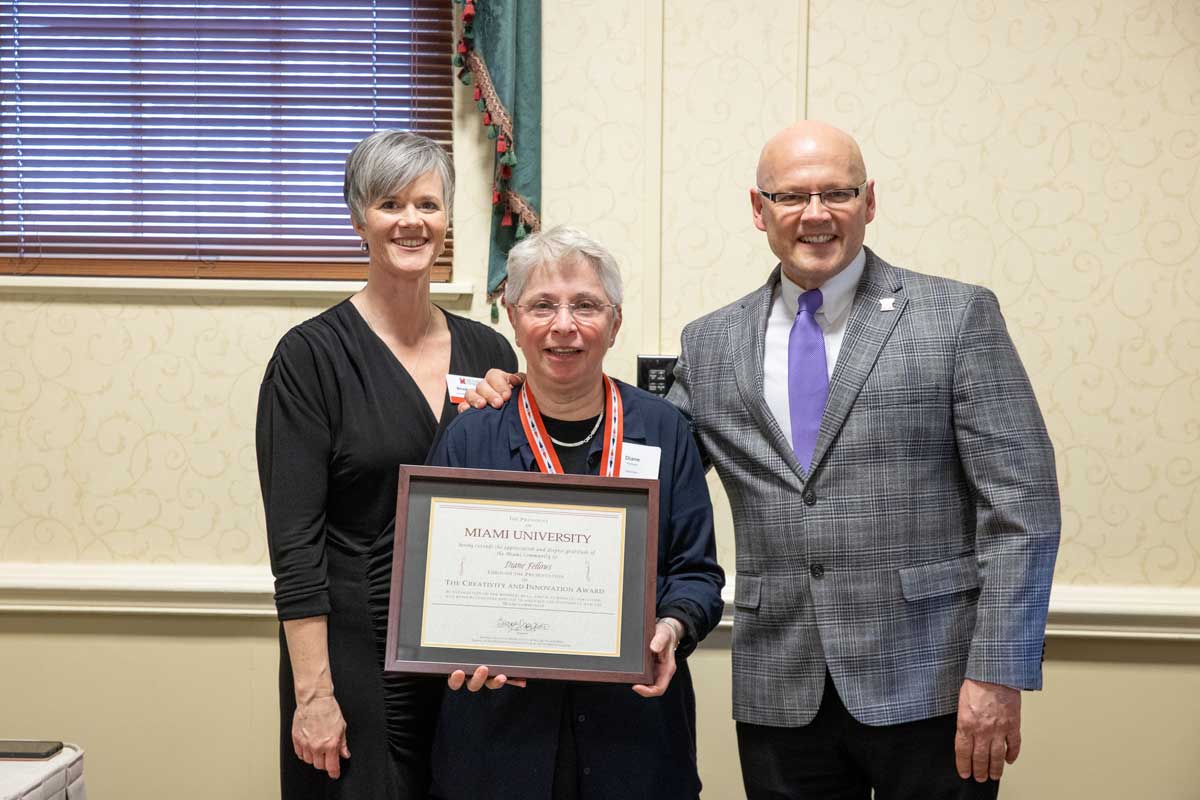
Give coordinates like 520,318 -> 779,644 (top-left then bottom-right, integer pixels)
879,298 -> 896,312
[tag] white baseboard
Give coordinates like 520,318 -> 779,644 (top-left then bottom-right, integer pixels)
2,563 -> 1199,641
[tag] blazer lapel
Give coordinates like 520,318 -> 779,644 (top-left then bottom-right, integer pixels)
730,266 -> 806,476
809,248 -> 906,473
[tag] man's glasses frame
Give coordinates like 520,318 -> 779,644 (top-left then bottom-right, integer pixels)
757,180 -> 869,209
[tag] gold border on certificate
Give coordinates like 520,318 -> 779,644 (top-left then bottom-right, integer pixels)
419,497 -> 627,657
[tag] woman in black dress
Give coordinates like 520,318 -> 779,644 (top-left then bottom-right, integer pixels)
256,130 -> 517,798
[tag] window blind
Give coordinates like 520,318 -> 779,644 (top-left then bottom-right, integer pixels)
1,0 -> 454,280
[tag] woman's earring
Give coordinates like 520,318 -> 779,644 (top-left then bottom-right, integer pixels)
360,240 -> 369,253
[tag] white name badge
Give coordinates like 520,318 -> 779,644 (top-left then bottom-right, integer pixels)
446,374 -> 484,403
619,443 -> 661,479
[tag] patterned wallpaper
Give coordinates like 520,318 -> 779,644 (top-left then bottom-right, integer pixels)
0,298 -> 315,563
660,1 -> 806,332
803,0 -> 1200,586
540,0 -> 655,380
1,0 -> 1196,587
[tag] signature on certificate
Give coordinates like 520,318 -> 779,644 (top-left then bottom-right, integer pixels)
496,616 -> 550,634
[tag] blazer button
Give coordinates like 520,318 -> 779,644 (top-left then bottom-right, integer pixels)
810,563 -> 825,579
802,489 -> 817,506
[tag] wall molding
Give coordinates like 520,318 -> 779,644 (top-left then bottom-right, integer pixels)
2,564 -> 1199,640
0,275 -> 475,300
0,562 -> 276,618
715,582 -> 1200,642
1040,583 -> 1200,641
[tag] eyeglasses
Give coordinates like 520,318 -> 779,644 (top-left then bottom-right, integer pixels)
757,180 -> 868,210
515,300 -> 618,321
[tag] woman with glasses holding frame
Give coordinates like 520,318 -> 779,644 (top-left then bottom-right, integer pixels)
372,225 -> 725,800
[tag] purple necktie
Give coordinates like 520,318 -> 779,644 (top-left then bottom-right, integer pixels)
788,288 -> 828,472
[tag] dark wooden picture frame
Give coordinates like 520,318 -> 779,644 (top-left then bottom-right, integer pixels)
384,466 -> 660,684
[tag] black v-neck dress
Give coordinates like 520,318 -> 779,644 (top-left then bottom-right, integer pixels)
256,299 -> 517,799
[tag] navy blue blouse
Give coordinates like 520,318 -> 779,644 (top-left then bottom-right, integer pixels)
427,379 -> 725,800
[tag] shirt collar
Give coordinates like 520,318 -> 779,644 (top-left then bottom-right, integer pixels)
778,246 -> 866,325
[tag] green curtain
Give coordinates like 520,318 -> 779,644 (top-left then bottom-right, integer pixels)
454,0 -> 542,308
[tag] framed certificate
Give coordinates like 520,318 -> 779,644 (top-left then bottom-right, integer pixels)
383,465 -> 660,684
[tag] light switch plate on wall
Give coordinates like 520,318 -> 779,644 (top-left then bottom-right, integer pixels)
637,355 -> 677,398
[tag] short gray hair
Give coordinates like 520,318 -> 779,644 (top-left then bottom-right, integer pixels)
343,130 -> 455,226
504,225 -> 623,306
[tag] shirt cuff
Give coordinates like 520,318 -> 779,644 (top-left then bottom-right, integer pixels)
656,600 -> 704,657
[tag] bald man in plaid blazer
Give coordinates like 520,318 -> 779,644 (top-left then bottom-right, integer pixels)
669,122 -> 1060,798
466,122 -> 1060,798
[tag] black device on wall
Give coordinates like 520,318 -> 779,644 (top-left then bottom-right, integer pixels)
637,355 -> 677,398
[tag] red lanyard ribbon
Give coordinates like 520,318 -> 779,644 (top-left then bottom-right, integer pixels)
519,375 -> 624,476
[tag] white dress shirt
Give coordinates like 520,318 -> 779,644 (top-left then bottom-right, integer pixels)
763,248 -> 866,450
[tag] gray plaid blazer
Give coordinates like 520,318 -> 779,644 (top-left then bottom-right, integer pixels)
669,247 -> 1060,727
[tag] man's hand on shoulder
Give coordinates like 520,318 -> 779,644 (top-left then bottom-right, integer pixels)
955,677 -> 1021,782
457,369 -> 525,413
